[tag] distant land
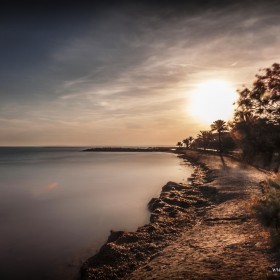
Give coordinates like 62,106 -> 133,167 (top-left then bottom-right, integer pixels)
82,147 -> 175,152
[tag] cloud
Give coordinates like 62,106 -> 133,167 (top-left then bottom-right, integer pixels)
0,1 -> 279,145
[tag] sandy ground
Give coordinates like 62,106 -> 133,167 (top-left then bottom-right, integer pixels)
124,151 -> 280,280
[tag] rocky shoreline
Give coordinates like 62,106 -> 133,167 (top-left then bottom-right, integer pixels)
80,154 -> 217,280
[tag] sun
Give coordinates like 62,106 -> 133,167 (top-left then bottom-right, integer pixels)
188,79 -> 237,124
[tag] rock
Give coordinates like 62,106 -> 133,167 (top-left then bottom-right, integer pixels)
198,185 -> 217,198
117,232 -> 140,244
148,198 -> 165,212
162,182 -> 185,192
80,153 -> 212,280
150,213 -> 159,223
162,197 -> 191,208
148,198 -> 159,211
107,230 -> 125,243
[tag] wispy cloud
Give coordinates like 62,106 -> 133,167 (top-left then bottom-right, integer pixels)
0,1 -> 279,145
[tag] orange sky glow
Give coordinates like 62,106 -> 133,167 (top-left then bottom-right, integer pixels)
0,1 -> 279,146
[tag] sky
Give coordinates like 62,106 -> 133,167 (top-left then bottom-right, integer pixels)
0,0 -> 279,146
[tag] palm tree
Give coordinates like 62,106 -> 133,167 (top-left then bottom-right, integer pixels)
231,112 -> 264,162
188,136 -> 194,148
211,120 -> 227,153
176,141 -> 183,148
234,111 -> 257,124
182,138 -> 190,149
197,131 -> 212,150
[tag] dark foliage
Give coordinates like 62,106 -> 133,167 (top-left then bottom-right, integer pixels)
231,63 -> 280,168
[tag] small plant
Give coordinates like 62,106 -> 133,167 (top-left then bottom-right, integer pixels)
267,176 -> 280,190
253,174 -> 280,246
254,187 -> 280,230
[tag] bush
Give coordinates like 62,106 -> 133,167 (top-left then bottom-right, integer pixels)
253,174 -> 280,242
267,175 -> 280,190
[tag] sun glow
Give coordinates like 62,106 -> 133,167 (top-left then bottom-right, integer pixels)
188,79 -> 237,124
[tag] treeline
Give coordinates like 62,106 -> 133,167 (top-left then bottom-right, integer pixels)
177,120 -> 235,153
177,63 -> 280,171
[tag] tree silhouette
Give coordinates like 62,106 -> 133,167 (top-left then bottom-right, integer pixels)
197,131 -> 212,151
231,63 -> 280,167
235,63 -> 280,125
182,138 -> 190,148
176,141 -> 183,148
211,120 -> 227,153
188,136 -> 194,148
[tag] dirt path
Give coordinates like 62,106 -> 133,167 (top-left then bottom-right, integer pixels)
124,151 -> 279,280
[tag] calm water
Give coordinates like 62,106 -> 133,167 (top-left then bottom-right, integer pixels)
0,147 -> 193,280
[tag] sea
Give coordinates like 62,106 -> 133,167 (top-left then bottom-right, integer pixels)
0,147 -> 193,280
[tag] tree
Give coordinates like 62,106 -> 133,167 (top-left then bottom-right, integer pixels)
235,63 -> 280,125
231,63 -> 280,167
176,141 -> 183,148
182,138 -> 190,149
182,137 -> 194,149
211,120 -> 227,153
188,136 -> 194,148
196,131 -> 212,151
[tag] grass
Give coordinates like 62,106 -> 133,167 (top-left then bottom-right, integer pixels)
253,173 -> 280,247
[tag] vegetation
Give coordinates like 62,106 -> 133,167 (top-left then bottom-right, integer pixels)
231,63 -> 280,168
176,141 -> 183,148
253,174 -> 280,244
175,63 -> 279,247
235,63 -> 279,125
182,138 -> 190,148
188,136 -> 194,147
211,120 -> 227,153
176,63 -> 279,170
196,131 -> 212,151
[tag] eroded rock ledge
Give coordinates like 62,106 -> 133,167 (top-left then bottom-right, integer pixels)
80,157 -> 217,280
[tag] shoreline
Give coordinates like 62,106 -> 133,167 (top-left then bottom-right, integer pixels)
82,147 -> 175,153
80,150 -> 280,279
80,152 -> 217,279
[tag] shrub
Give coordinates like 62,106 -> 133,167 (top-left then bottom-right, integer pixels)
253,174 -> 280,241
